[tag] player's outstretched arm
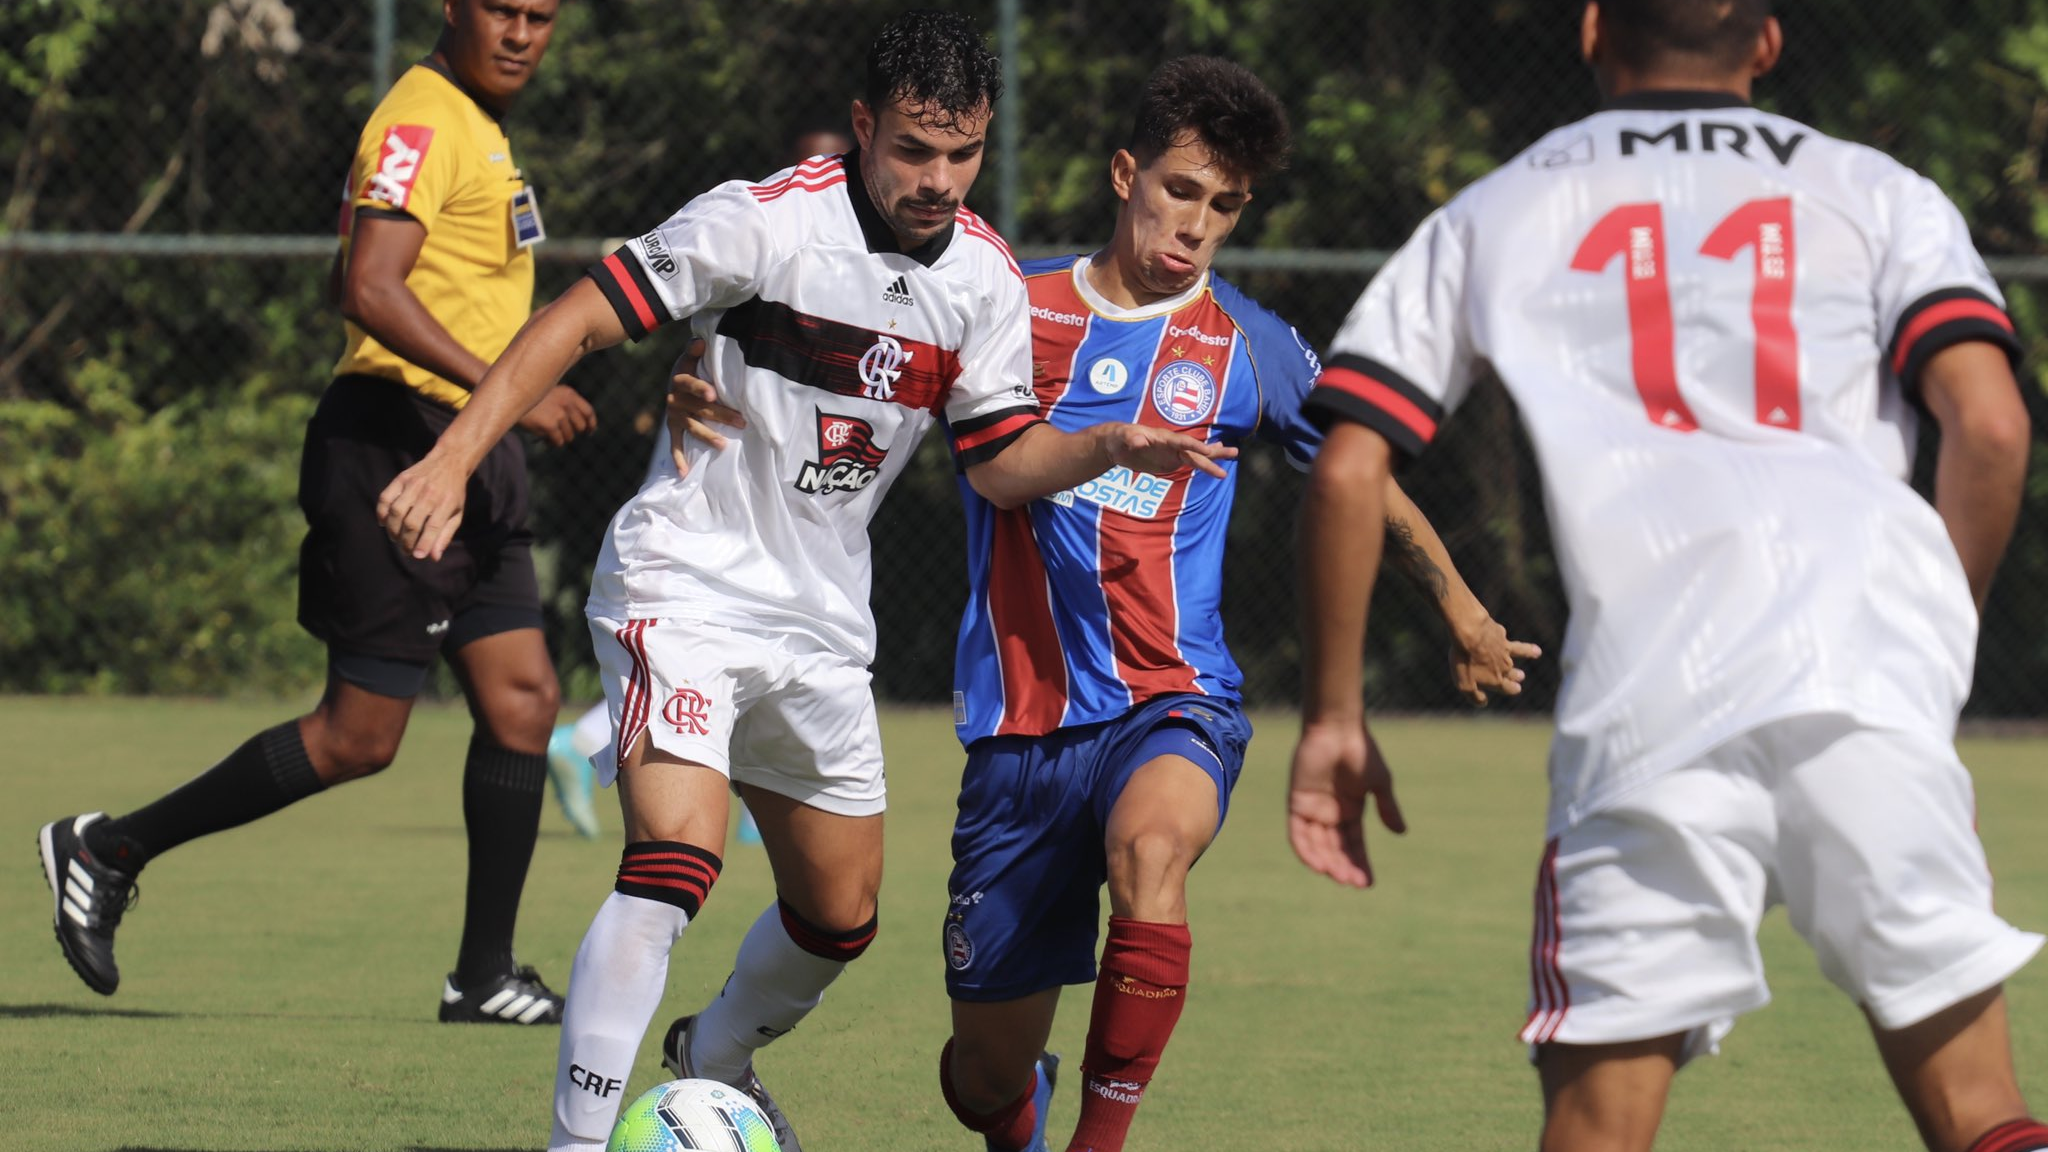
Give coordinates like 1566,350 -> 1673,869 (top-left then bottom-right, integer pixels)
1921,341 -> 2032,614
1291,421 -> 1405,888
964,422 -> 1237,510
378,278 -> 626,560
1381,479 -> 1541,704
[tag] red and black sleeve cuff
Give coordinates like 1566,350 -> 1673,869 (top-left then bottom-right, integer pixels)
1889,287 -> 2020,392
587,246 -> 670,342
950,406 -> 1044,470
1302,354 -> 1445,459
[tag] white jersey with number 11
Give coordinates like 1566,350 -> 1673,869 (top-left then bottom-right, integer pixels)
1309,92 -> 2021,835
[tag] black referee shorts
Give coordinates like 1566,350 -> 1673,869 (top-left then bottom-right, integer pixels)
296,375 -> 542,676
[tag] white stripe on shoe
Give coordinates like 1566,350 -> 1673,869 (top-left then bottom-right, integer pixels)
479,988 -> 519,1014
515,997 -> 554,1024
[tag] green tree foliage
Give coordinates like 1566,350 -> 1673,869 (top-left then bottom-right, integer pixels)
3,0 -> 2044,714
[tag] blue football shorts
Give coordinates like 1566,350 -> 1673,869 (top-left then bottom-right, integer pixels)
942,692 -> 1252,1002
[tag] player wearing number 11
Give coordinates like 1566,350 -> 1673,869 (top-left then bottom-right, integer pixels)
1290,2 -> 2041,1150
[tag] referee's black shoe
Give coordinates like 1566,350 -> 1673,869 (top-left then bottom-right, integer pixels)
38,813 -> 139,996
438,963 -> 565,1025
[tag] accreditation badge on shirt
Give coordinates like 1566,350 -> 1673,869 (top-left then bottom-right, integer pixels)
511,184 -> 545,248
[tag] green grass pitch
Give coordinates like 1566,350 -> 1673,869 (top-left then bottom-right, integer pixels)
5,696 -> 2048,1150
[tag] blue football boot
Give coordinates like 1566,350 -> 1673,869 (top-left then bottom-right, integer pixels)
545,723 -> 601,839
1005,1051 -> 1059,1152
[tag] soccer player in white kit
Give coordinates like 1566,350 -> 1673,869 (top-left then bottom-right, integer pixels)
1289,2 -> 2042,1150
377,12 -> 1233,1152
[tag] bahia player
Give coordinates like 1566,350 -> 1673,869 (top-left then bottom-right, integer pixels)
929,57 -> 1536,1152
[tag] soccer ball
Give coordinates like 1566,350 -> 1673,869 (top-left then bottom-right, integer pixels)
607,1078 -> 781,1152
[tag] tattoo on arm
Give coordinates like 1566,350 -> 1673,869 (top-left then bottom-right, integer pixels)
1385,517 -> 1449,602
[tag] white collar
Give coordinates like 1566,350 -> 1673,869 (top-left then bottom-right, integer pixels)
1071,252 -> 1209,319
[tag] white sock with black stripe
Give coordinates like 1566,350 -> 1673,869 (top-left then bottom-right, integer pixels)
548,893 -> 692,1152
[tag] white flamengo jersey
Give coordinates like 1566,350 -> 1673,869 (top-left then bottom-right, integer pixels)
1309,91 -> 2021,836
584,151 -> 1040,662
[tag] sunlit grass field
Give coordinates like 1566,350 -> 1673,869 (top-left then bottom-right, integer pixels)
6,696 -> 2048,1151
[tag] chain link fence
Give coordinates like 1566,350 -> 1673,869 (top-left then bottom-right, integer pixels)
4,0 -> 2047,717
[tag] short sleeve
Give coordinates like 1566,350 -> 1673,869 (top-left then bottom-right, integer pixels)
585,182 -> 777,342
1251,319 -> 1327,472
1875,173 -> 2020,392
352,121 -> 454,232
1304,207 -> 1478,460
944,266 -> 1042,468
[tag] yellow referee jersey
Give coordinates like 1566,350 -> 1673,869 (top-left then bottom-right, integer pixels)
333,60 -> 539,409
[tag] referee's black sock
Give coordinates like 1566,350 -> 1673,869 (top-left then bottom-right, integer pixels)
87,721 -> 325,875
454,734 -> 547,988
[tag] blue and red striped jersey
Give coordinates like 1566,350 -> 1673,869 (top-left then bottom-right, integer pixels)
951,254 -> 1324,744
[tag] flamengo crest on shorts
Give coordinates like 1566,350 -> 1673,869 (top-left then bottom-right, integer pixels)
661,687 -> 713,735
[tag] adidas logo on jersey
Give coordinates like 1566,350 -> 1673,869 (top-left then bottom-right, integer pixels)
881,275 -> 915,307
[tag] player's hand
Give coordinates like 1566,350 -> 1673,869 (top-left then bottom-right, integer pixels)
1288,720 -> 1404,889
377,454 -> 471,562
1449,614 -> 1542,706
665,338 -> 745,475
1103,423 -> 1238,479
517,384 -> 597,447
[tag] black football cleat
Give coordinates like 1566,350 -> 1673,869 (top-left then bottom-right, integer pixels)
661,1013 -> 803,1151
438,963 -> 565,1025
38,813 -> 140,996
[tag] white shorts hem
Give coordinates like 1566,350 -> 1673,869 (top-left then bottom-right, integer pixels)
733,765 -> 886,818
1864,930 -> 2045,1031
593,730 -> 731,789
1526,988 -> 1766,1071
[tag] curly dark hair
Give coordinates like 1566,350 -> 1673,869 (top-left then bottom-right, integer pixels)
1599,0 -> 1772,72
1129,56 -> 1290,182
865,9 -> 1004,132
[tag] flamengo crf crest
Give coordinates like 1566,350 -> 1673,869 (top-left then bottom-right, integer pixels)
858,334 -> 912,400
663,687 -> 711,735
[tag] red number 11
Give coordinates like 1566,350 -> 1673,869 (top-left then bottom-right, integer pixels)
1571,197 -> 1800,431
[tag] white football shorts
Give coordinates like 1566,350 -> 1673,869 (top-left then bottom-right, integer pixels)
587,614 -> 886,817
1521,714 -> 2040,1063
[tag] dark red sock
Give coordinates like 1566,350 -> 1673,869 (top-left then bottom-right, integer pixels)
1970,1119 -> 2048,1152
1067,917 -> 1192,1152
939,1038 -> 1039,1151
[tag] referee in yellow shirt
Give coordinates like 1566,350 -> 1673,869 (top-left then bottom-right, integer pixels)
38,0 -> 589,1024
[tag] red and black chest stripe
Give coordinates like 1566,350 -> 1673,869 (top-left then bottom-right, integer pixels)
719,297 -> 961,413
588,245 -> 963,415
